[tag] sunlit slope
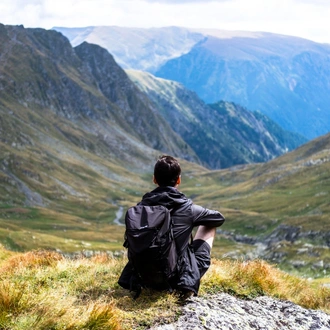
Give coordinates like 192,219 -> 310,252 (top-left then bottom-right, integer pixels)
0,100 -> 151,251
183,133 -> 330,275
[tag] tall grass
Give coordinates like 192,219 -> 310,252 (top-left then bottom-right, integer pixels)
202,259 -> 330,311
0,245 -> 329,329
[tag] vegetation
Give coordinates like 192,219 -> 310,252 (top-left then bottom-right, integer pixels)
0,245 -> 329,329
1,132 -> 330,277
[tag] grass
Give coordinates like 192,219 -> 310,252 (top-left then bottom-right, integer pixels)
202,259 -> 330,310
0,245 -> 329,330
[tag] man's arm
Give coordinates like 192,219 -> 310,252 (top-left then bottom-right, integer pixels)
191,204 -> 225,227
191,204 -> 225,248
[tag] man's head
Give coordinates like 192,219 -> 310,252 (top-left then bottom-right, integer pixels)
153,155 -> 181,187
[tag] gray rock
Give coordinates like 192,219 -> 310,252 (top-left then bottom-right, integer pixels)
150,293 -> 330,330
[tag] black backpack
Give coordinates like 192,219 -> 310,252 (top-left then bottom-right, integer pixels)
123,204 -> 178,298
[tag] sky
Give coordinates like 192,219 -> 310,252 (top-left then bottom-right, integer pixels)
0,0 -> 329,44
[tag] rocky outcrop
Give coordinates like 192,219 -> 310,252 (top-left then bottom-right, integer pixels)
151,293 -> 330,330
218,223 -> 330,275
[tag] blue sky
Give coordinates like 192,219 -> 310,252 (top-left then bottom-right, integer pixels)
0,0 -> 329,44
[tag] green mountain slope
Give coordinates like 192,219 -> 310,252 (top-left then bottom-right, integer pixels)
187,132 -> 330,277
0,24 -> 200,251
127,69 -> 306,169
0,24 -> 197,161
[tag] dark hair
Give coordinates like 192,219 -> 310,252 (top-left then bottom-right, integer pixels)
154,155 -> 181,187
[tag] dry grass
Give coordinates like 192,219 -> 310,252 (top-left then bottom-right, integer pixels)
202,259 -> 330,312
0,245 -> 329,329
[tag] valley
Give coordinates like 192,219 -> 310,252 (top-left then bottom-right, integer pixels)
0,24 -> 329,280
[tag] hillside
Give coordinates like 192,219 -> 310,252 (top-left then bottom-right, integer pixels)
54,26 -> 330,140
0,24 -> 195,162
0,23 -> 200,251
187,132 -> 330,277
127,69 -> 306,169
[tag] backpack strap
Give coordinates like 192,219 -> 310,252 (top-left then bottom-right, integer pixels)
140,207 -> 149,228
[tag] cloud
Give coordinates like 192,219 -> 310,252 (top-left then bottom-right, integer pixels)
0,0 -> 329,43
294,0 -> 329,5
142,0 -> 228,3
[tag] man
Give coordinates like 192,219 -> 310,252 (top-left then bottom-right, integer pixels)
118,155 -> 225,296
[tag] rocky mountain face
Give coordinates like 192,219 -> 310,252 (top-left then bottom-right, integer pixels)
127,70 -> 306,169
55,26 -> 330,140
0,23 -> 199,215
0,24 -> 198,165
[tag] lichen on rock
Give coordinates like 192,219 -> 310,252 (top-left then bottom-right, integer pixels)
151,293 -> 330,330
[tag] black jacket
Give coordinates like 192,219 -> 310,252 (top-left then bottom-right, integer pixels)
118,186 -> 225,294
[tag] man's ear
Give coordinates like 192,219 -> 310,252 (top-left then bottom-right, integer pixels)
176,176 -> 181,185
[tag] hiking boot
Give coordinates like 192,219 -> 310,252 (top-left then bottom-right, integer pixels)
179,290 -> 194,301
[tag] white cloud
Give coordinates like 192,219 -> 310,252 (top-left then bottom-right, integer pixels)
294,0 -> 329,5
0,0 -> 329,44
142,0 -> 229,3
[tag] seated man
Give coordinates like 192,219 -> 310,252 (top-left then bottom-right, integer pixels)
118,155 -> 225,296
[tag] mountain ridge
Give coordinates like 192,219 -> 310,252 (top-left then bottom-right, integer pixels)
155,33 -> 330,139
54,25 -> 330,140
127,69 -> 306,169
0,24 -> 196,163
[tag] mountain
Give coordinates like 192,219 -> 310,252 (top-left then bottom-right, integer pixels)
53,26 -> 205,72
155,32 -> 330,140
0,23 -> 199,236
0,24 -> 196,163
127,69 -> 306,169
54,26 -> 330,140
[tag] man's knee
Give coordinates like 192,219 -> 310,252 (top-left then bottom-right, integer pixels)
194,226 -> 216,248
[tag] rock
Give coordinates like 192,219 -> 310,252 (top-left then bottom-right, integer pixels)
264,225 -> 301,245
150,293 -> 330,330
